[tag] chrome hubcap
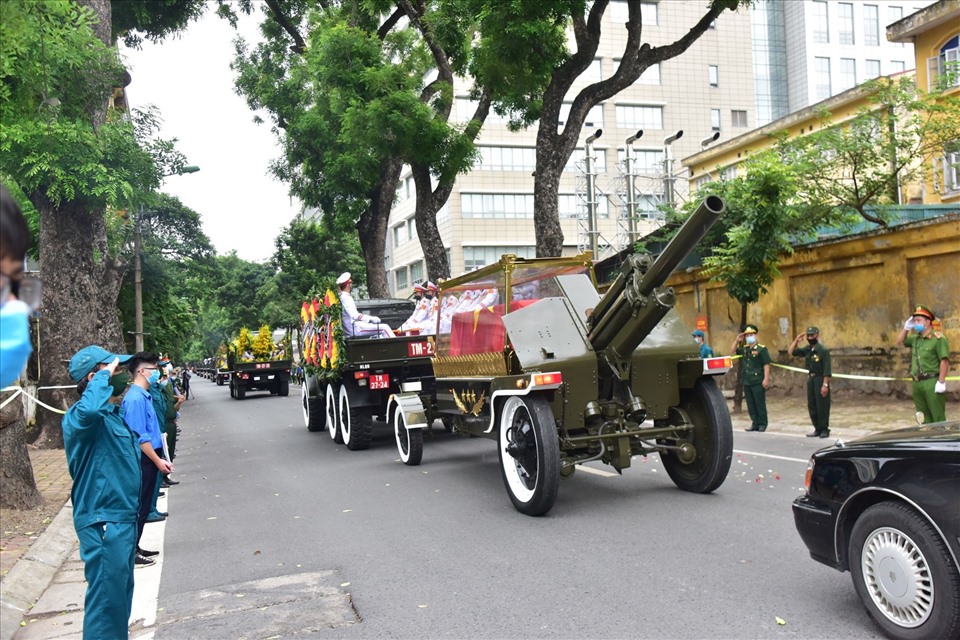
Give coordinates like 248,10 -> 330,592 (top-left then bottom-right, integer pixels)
861,526 -> 934,628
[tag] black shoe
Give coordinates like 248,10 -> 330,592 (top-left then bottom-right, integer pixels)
146,514 -> 167,523
818,431 -> 830,438
135,553 -> 156,567
138,547 -> 160,557
757,427 -> 766,432
744,427 -> 758,432
162,478 -> 180,486
806,432 -> 819,437
158,491 -> 165,497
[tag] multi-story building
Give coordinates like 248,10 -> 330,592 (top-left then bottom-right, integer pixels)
386,1 -> 756,296
752,0 -> 934,125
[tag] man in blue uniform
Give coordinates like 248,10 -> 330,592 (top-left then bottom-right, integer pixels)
63,345 -> 139,639
692,329 -> 714,358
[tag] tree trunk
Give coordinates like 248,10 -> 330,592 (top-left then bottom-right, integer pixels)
412,165 -> 450,281
357,158 -> 402,297
733,303 -> 747,414
0,393 -> 42,510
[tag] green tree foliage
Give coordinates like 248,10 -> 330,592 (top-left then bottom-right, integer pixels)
112,0 -> 207,49
782,77 -> 960,225
259,219 -> 365,328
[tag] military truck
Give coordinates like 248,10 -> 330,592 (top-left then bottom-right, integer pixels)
227,327 -> 293,400
391,196 -> 733,515
300,296 -> 438,461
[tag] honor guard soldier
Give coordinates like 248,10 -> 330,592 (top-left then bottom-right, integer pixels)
790,326 -> 832,438
731,324 -> 772,432
897,305 -> 950,423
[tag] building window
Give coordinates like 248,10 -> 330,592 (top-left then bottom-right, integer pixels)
693,175 -> 713,193
461,193 -> 534,219
456,97 -> 508,125
839,58 -> 857,91
863,5 -> 879,46
711,109 -> 721,132
815,56 -> 832,100
866,59 -> 881,79
731,110 -> 748,127
407,218 -> 417,242
617,149 -> 664,174
709,65 -> 719,87
566,148 -> 607,173
616,105 -> 663,129
463,246 -> 535,272
478,146 -> 536,171
583,58 -> 603,82
558,194 -> 610,219
610,1 -> 659,26
838,3 -> 855,45
641,2 -> 657,26
812,1 -> 829,44
393,223 -> 407,248
890,60 -> 906,73
558,103 -> 604,128
394,266 -> 409,290
638,63 -> 660,85
889,6 -> 904,46
929,36 -> 960,91
944,144 -> 960,193
409,260 -> 424,286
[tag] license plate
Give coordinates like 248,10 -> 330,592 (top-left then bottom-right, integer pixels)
407,341 -> 434,357
370,374 -> 390,390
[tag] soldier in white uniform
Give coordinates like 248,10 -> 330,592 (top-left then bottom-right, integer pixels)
337,272 -> 395,338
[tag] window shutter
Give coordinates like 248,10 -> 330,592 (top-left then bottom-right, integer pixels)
927,56 -> 939,91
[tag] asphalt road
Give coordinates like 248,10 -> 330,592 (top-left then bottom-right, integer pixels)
152,379 -> 884,639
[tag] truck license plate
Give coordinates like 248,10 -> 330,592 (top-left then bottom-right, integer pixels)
369,374 -> 390,390
407,341 -> 434,357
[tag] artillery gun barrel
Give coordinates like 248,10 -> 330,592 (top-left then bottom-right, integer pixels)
588,196 -> 725,362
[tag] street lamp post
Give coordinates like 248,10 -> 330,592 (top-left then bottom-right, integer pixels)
132,165 -> 199,351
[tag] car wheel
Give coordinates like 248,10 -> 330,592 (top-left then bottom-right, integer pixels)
326,383 -> 343,444
849,501 -> 960,640
498,395 -> 559,516
393,407 -> 423,466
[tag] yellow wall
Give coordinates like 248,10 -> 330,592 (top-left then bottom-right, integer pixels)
666,215 -> 960,396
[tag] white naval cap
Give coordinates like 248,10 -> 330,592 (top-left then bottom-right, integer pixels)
336,272 -> 351,285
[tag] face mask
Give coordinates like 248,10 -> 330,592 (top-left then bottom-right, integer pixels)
148,369 -> 161,385
160,378 -> 169,387
745,335 -> 757,345
109,372 -> 130,397
912,323 -> 926,333
0,300 -> 32,388
694,337 -> 702,344
806,337 -> 818,345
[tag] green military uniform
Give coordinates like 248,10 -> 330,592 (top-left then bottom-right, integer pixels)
792,328 -> 831,436
905,330 -> 949,423
737,325 -> 772,431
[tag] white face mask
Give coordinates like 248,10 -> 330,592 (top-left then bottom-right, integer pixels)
745,335 -> 757,345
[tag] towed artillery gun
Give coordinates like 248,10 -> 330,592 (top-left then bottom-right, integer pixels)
395,195 -> 732,515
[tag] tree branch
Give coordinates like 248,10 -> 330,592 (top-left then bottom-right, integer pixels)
378,6 -> 406,41
264,0 -> 307,55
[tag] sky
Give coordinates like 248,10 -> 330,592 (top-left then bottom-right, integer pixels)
120,6 -> 299,263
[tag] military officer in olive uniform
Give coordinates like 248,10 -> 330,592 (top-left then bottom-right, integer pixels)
897,304 -> 950,423
790,326 -> 832,438
731,324 -> 772,431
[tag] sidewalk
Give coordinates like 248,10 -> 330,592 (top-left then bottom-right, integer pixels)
0,393 -> 927,639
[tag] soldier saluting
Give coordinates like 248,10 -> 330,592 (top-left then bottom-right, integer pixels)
731,324 -> 772,432
790,326 -> 832,438
897,304 -> 950,423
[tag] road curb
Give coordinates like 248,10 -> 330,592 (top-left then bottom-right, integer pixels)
0,501 -> 76,640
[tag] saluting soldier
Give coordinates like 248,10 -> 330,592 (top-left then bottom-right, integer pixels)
731,324 -> 772,432
790,326 -> 832,438
897,304 -> 950,423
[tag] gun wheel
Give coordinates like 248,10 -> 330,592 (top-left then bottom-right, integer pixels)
660,377 -> 732,494
326,383 -> 343,443
498,395 -> 559,516
393,407 -> 423,466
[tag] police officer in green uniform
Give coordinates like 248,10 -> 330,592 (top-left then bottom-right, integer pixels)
790,326 -> 832,438
897,304 -> 950,423
731,324 -> 772,431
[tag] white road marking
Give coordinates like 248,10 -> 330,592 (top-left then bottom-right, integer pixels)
130,491 -> 166,633
733,449 -> 807,464
578,464 -> 619,478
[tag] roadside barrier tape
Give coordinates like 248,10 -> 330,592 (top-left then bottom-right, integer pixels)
2,384 -> 75,391
2,384 -> 70,414
728,357 -> 959,382
13,388 -> 67,415
0,387 -> 23,409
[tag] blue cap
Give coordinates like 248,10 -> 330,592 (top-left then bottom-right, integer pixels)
68,345 -> 133,383
692,329 -> 705,337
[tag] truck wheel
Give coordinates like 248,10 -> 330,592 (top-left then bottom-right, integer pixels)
340,385 -> 372,451
498,395 -> 559,516
326,383 -> 343,443
849,501 -> 960,640
236,384 -> 246,400
393,407 -> 423,466
229,380 -> 235,398
660,377 -> 732,494
303,382 -> 326,432
278,380 -> 290,397
217,377 -> 223,386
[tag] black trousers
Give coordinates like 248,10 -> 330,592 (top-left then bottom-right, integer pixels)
137,450 -> 160,544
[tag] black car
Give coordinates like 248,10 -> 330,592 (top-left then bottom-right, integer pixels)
792,422 -> 960,640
